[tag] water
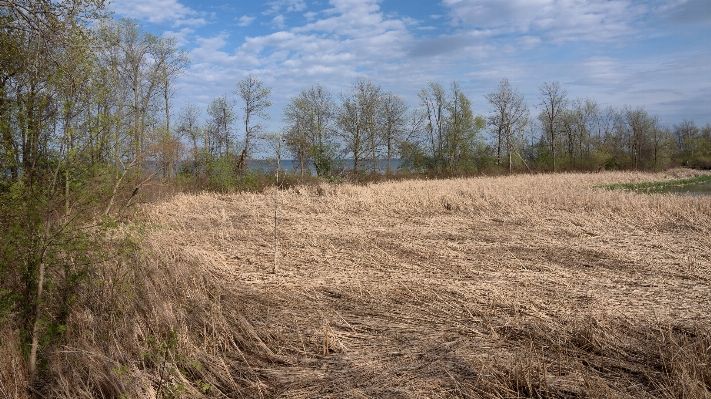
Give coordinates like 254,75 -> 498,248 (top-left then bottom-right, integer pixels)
645,182 -> 711,196
248,158 -> 405,174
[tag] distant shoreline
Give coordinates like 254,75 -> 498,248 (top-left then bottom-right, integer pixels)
247,158 -> 404,174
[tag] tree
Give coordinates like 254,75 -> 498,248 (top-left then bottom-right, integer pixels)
0,0 -> 139,385
419,81 -> 447,172
673,119 -> 700,162
282,99 -> 312,176
444,82 -> 483,172
618,106 -> 656,170
206,95 -> 235,158
153,36 -> 189,178
337,77 -> 382,176
177,103 -> 201,159
283,84 -> 337,176
380,92 -> 408,174
486,78 -> 530,173
337,89 -> 366,175
235,75 -> 272,174
538,81 -> 567,172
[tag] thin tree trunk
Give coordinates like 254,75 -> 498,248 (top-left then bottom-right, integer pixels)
29,255 -> 46,380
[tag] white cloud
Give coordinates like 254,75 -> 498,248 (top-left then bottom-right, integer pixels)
264,0 -> 308,15
657,0 -> 711,25
191,33 -> 241,65
109,0 -> 205,27
172,0 -> 423,115
162,27 -> 194,47
238,15 -> 256,27
271,15 -> 286,29
518,35 -> 541,50
576,57 -> 628,86
230,0 -> 413,72
442,0 -> 647,42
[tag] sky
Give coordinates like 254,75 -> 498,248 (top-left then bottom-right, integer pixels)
108,0 -> 711,135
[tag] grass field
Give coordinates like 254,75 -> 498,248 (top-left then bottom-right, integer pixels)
7,169 -> 709,398
132,168 -> 710,398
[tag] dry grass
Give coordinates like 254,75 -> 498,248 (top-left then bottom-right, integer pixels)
7,169 -> 710,398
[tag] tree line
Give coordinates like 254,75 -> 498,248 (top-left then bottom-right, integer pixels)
175,76 -> 710,184
172,71 -> 711,183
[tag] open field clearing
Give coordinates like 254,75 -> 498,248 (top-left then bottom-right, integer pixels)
24,169 -> 708,398
142,169 -> 711,398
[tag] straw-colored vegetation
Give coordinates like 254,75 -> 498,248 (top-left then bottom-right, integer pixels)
4,169 -> 710,398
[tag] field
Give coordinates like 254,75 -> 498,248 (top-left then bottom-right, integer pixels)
133,168 -> 711,398
7,169 -> 709,398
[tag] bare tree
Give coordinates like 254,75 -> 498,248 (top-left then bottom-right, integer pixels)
673,119 -> 699,160
206,95 -> 235,157
283,84 -> 336,176
380,92 -> 408,174
538,81 -> 567,171
485,78 -> 530,173
235,75 -> 272,174
337,77 -> 382,176
445,82 -> 481,172
619,106 -> 656,170
177,103 -> 201,156
176,103 -> 202,175
337,90 -> 366,175
419,81 -> 447,172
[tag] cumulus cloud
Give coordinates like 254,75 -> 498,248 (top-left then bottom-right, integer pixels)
442,0 -> 646,42
271,15 -> 286,29
108,0 -> 205,27
238,15 -> 256,27
231,0 -> 413,72
162,28 -> 194,47
263,0 -> 307,15
658,0 -> 711,25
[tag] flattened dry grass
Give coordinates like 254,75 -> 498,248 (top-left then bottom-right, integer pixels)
10,169 -> 709,398
135,168 -> 711,398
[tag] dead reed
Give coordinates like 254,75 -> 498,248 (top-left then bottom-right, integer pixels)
6,168 -> 710,398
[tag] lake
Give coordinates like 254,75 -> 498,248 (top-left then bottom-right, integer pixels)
646,182 -> 711,196
248,158 -> 405,174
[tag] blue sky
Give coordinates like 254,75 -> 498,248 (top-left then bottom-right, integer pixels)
109,0 -> 711,131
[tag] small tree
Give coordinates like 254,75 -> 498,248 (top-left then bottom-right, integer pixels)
538,81 -> 568,172
283,85 -> 337,176
380,92 -> 409,174
419,81 -> 447,172
337,77 -> 382,176
235,76 -> 272,174
485,78 -> 530,173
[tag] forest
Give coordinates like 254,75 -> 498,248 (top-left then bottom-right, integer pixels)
1,1 -> 711,397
